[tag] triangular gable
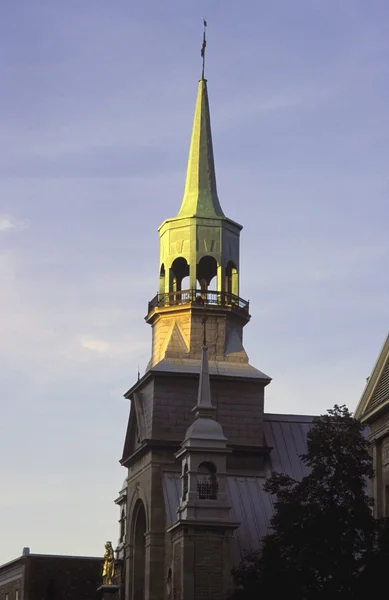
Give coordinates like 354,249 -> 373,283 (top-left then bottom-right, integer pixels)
225,327 -> 248,362
355,333 -> 389,422
163,321 -> 189,358
121,398 -> 144,464
121,403 -> 136,463
132,391 -> 146,439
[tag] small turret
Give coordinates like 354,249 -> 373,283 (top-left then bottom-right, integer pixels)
175,322 -> 236,524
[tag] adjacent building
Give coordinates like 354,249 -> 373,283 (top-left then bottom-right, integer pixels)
0,549 -> 102,600
355,333 -> 389,518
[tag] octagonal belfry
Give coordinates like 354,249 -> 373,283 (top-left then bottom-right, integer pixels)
145,78 -> 251,367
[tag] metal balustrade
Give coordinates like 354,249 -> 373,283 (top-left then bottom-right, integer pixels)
148,288 -> 249,316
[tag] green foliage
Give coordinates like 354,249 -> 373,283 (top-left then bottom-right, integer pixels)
230,405 -> 378,600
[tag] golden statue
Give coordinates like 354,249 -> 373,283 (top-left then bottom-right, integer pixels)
102,541 -> 115,585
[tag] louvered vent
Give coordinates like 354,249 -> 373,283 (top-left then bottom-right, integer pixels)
370,360 -> 389,409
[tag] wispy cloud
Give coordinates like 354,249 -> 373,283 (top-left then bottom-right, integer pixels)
79,335 -> 110,353
0,215 -> 25,232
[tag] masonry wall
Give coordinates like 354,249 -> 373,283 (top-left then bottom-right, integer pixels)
171,526 -> 235,600
26,556 -> 102,600
150,305 -> 248,365
125,449 -> 175,600
0,556 -> 101,600
150,375 -> 265,447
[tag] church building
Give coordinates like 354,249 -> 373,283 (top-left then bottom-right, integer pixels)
115,71 -> 314,600
355,333 -> 389,518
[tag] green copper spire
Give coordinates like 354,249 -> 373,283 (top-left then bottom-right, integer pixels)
177,78 -> 225,219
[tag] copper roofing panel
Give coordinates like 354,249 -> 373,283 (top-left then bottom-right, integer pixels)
264,414 -> 314,479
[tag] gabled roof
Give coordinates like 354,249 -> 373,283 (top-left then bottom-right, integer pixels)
355,333 -> 389,422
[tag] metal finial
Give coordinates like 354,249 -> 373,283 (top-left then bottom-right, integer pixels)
201,19 -> 207,79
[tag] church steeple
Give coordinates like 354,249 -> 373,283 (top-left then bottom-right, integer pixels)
177,78 -> 225,219
119,31 -> 272,600
146,45 -> 253,368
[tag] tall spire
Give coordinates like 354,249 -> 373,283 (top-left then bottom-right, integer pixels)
195,342 -> 213,413
176,25 -> 225,220
194,311 -> 214,411
183,338 -> 226,444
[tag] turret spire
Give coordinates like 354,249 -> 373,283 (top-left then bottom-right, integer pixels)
176,24 -> 225,220
195,342 -> 214,414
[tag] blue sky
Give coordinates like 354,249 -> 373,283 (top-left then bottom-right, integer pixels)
1,0 -> 388,564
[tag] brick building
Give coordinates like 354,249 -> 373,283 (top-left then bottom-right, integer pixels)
115,72 -> 315,600
0,549 -> 102,600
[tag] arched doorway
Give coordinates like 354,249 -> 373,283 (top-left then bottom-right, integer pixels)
131,500 -> 147,600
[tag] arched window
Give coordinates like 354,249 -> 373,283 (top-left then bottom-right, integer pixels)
119,507 -> 126,543
197,462 -> 218,500
182,464 -> 188,502
131,500 -> 147,600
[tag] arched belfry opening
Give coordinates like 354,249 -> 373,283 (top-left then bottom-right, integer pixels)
225,260 -> 239,297
197,461 -> 218,500
131,500 -> 147,600
170,257 -> 189,293
197,256 -> 218,292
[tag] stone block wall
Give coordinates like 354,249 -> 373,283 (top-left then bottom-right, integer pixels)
149,304 -> 249,366
170,525 -> 235,600
151,375 -> 265,447
125,451 -> 174,600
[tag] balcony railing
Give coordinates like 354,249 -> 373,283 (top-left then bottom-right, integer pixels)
148,288 -> 249,316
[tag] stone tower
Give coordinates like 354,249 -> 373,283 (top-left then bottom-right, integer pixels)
118,74 -> 271,600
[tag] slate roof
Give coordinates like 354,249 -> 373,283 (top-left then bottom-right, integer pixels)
162,412 -> 315,564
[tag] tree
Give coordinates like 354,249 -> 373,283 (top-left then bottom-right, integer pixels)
231,405 -> 375,600
358,516 -> 389,595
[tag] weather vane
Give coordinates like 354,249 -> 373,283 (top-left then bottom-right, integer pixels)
201,18 -> 207,79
